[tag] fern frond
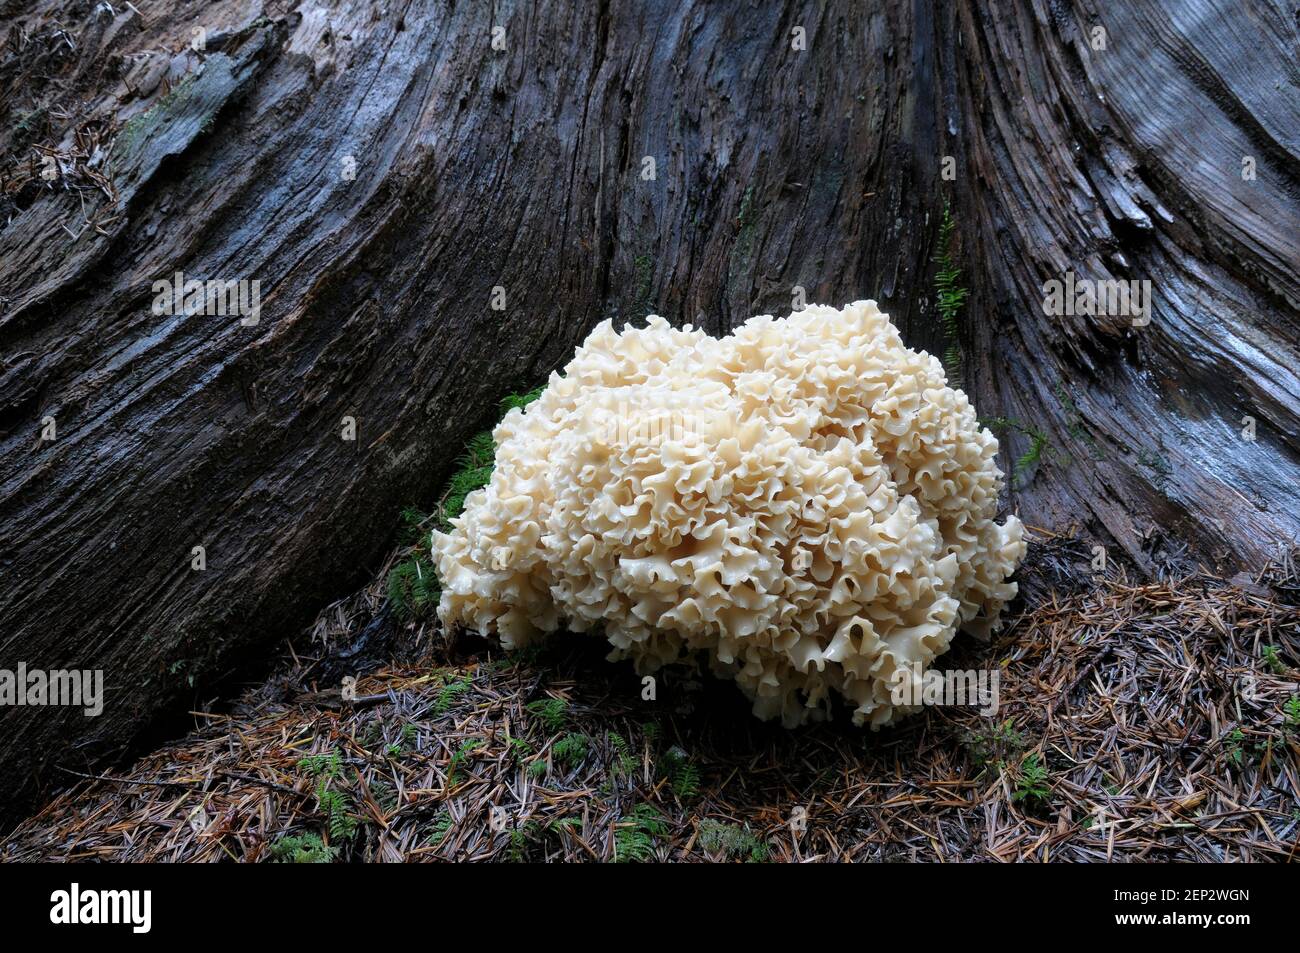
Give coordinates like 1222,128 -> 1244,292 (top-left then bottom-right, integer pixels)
1011,753 -> 1052,807
268,832 -> 336,863
976,417 -> 1053,489
447,738 -> 483,786
1013,430 -> 1049,487
432,675 -> 472,715
608,732 -> 639,778
615,804 -> 668,862
525,697 -> 568,733
932,202 -> 968,388
298,750 -> 342,779
425,810 -> 453,847
659,746 -> 701,800
314,781 -> 356,841
462,431 -> 497,467
501,387 -> 545,413
386,553 -> 440,621
552,732 -> 590,767
396,506 -> 431,546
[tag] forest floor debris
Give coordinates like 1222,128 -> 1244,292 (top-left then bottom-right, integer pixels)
3,534 -> 1298,862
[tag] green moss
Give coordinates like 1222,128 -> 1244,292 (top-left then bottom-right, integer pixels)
725,185 -> 758,297
385,386 -> 544,621
113,73 -> 200,161
1136,448 -> 1172,491
698,819 -> 770,862
632,254 -> 655,317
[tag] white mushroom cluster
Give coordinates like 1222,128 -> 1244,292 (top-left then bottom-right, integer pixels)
433,302 -> 1025,726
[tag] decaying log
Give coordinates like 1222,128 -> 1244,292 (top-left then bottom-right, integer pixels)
1,0 -> 1296,820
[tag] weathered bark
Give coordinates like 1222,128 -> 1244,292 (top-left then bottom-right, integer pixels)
952,0 -> 1300,574
1,0 -> 1296,820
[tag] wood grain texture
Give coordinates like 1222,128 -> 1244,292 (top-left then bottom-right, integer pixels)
0,0 -> 1296,819
953,0 -> 1299,573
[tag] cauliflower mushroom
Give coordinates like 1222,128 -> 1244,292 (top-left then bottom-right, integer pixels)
434,301 -> 1026,726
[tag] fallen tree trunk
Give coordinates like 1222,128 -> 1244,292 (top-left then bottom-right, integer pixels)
1,0 -> 1296,821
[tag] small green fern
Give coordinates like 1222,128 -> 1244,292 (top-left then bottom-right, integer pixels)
297,750 -> 342,779
315,781 -> 357,841
428,387 -> 542,534
385,386 -> 544,619
659,746 -> 700,801
615,803 -> 668,862
432,674 -> 473,716
268,832 -> 336,863
369,779 -> 398,813
441,433 -> 496,526
933,203 -> 969,389
1261,644 -> 1286,676
386,553 -> 439,621
401,721 -> 418,744
1011,753 -> 1052,808
396,506 -> 432,546
1283,696 -> 1300,731
507,736 -> 534,763
962,718 -> 1026,770
552,732 -> 590,768
1054,381 -> 1104,460
447,739 -> 483,786
981,416 -> 1053,489
297,748 -> 357,841
507,823 -> 538,862
425,810 -> 454,847
1224,728 -> 1250,767
1013,428 -> 1050,486
500,387 -> 545,413
608,732 -> 639,779
525,697 -> 568,734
